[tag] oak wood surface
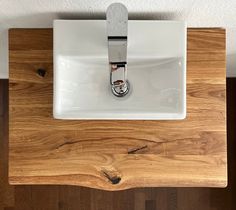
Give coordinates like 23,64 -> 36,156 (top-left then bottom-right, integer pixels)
9,28 -> 227,190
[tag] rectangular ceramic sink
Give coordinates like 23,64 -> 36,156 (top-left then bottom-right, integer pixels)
53,20 -> 186,120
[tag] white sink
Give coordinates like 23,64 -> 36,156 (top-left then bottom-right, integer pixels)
53,20 -> 186,120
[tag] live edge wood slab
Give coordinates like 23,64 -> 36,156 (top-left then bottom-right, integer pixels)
9,28 -> 227,191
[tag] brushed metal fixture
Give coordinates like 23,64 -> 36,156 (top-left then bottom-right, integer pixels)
106,3 -> 130,97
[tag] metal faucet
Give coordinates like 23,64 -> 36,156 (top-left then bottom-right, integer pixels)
106,3 -> 130,97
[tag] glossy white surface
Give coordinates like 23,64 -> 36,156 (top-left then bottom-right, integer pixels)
54,20 -> 186,120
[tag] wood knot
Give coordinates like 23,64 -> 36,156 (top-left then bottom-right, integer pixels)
36,68 -> 47,78
101,169 -> 121,185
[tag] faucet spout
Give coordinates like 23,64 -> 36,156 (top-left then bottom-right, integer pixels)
106,3 -> 130,97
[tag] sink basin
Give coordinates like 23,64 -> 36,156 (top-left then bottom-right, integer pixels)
53,20 -> 186,120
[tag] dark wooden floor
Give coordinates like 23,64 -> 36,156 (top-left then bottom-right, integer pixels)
0,78 -> 235,210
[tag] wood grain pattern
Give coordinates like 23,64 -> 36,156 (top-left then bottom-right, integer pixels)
9,28 -> 227,190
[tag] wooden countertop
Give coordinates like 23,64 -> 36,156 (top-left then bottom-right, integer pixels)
9,28 -> 227,190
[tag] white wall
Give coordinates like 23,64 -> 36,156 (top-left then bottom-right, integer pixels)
0,0 -> 235,78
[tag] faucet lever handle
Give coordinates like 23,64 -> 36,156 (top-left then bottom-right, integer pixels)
106,3 -> 128,38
